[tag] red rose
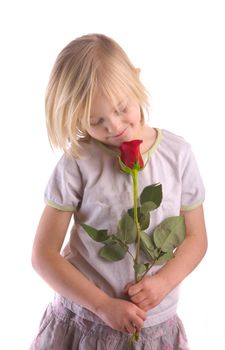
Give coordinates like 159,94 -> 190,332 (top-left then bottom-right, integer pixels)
119,140 -> 144,170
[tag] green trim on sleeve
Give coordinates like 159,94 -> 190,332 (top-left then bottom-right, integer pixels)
181,199 -> 205,211
45,199 -> 76,212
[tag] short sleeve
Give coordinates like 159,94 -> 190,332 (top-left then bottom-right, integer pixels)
181,144 -> 205,211
44,154 -> 82,212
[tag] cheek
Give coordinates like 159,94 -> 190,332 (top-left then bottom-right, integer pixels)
127,109 -> 141,125
86,128 -> 98,139
86,127 -> 106,142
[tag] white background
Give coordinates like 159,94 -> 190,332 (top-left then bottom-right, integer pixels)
0,1 -> 224,349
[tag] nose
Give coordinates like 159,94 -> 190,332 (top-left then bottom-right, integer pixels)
105,115 -> 122,134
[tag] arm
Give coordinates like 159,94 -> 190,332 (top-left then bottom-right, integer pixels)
127,205 -> 208,311
32,205 -> 146,332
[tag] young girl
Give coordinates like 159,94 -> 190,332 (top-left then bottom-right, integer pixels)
31,33 -> 207,350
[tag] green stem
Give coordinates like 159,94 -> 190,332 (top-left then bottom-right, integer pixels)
142,260 -> 156,278
116,238 -> 135,261
130,169 -> 142,343
142,248 -> 162,278
132,169 -> 141,282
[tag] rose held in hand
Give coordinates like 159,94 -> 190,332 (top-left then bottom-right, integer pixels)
81,138 -> 186,344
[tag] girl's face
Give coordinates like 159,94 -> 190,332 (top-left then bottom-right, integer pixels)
86,94 -> 143,147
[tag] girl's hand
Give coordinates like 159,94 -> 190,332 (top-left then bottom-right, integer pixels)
125,275 -> 168,312
96,297 -> 147,333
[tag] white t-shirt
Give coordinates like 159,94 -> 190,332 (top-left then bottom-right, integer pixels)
45,128 -> 205,327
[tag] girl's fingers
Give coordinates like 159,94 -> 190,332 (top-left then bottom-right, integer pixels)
130,291 -> 145,304
125,320 -> 138,333
123,281 -> 134,294
137,308 -> 147,321
128,281 -> 143,297
134,317 -> 145,330
137,299 -> 150,311
124,308 -> 146,333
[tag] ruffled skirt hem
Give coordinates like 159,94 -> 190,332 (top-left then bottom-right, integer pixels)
30,300 -> 189,350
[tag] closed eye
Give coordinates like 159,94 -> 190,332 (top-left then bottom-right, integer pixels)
114,106 -> 128,115
90,117 -> 104,126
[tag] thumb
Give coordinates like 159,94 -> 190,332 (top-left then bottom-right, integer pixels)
128,280 -> 143,297
123,281 -> 135,294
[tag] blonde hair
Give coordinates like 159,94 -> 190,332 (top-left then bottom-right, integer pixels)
45,33 -> 150,157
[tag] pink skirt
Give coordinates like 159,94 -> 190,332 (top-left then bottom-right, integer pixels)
30,300 -> 189,350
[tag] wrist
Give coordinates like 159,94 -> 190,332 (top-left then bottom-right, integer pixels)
156,267 -> 177,294
92,293 -> 112,318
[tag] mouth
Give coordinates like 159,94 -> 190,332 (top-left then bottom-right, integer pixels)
113,128 -> 127,138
